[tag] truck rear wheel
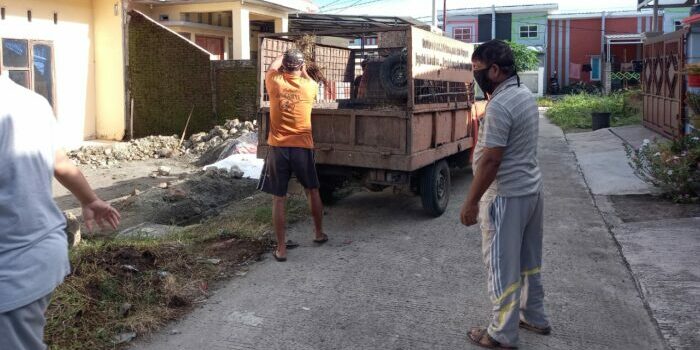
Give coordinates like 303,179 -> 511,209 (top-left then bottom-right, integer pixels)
319,184 -> 336,205
420,160 -> 450,217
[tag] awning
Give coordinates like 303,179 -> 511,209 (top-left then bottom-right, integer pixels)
604,34 -> 644,63
289,13 -> 429,34
605,34 -> 644,45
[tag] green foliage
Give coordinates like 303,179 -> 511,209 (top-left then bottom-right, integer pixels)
685,62 -> 700,74
506,41 -> 539,72
537,96 -> 555,107
560,81 -> 602,94
545,91 -> 642,130
625,131 -> 700,202
686,93 -> 700,115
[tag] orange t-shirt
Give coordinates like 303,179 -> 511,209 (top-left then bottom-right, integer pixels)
265,71 -> 318,149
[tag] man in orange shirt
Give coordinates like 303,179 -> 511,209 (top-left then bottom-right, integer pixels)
258,49 -> 328,262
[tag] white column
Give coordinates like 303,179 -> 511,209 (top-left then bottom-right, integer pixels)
491,5 -> 496,39
232,7 -> 250,60
274,17 -> 288,33
432,0 -> 438,29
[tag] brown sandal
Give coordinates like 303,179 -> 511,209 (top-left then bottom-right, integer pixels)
313,233 -> 329,244
467,327 -> 517,349
519,321 -> 551,335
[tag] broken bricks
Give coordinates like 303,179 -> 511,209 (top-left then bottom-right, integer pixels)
157,166 -> 172,176
66,118 -> 258,169
63,212 -> 81,247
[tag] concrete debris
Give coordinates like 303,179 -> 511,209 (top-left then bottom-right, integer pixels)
158,182 -> 169,189
67,119 -> 258,168
120,264 -> 140,273
200,258 -> 222,265
158,148 -> 175,158
63,212 -> 81,247
157,166 -> 172,176
204,154 -> 264,180
163,188 -> 188,202
230,165 -> 244,179
117,223 -> 177,239
113,332 -> 137,344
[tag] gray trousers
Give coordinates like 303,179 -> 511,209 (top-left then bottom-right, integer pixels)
478,190 -> 549,346
0,294 -> 51,350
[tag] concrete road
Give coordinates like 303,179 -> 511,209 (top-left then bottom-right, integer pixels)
133,118 -> 666,350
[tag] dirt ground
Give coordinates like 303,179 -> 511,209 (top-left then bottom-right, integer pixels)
53,157 -> 259,236
53,158 -> 196,212
609,194 -> 700,223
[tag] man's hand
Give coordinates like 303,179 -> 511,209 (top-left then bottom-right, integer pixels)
54,149 -> 121,233
82,199 -> 121,233
460,202 -> 479,226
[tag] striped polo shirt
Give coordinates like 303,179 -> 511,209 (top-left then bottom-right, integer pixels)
473,75 -> 542,197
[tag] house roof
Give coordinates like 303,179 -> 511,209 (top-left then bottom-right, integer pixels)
605,33 -> 644,44
289,13 -> 429,33
133,0 -> 318,13
637,0 -> 694,10
439,3 -> 558,18
549,9 -> 657,20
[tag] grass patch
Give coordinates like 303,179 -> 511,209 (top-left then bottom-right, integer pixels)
545,91 -> 642,131
45,194 -> 308,349
536,96 -> 555,108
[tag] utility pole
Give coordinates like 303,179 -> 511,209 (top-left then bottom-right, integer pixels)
652,0 -> 659,32
443,0 -> 447,31
432,0 -> 438,29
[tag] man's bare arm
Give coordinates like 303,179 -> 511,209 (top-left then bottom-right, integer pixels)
460,147 -> 504,226
301,63 -> 312,80
266,55 -> 284,79
54,151 -> 98,205
54,150 -> 121,231
467,147 -> 503,205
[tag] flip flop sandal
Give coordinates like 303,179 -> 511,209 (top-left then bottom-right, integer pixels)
519,321 -> 551,335
467,327 -> 517,349
272,250 -> 287,262
313,233 -> 329,244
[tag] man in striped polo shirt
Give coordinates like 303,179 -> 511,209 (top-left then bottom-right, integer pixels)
460,40 -> 551,349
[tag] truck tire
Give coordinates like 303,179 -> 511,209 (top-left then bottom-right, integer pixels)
379,53 -> 408,99
319,184 -> 336,205
420,160 -> 450,217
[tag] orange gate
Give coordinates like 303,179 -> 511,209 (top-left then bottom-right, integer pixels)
642,30 -> 686,139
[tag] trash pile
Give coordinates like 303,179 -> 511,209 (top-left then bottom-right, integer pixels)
67,119 -> 258,168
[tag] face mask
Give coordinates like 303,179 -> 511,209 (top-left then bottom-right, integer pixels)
473,67 -> 496,95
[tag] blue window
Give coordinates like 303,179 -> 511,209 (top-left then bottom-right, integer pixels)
591,56 -> 601,81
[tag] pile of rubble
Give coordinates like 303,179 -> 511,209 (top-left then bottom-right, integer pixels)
67,119 -> 257,168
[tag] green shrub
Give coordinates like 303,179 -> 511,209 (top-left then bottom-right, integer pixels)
506,41 -> 539,72
625,131 -> 700,202
545,92 -> 641,130
560,81 -> 602,94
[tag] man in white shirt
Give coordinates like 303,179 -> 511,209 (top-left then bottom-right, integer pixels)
0,72 -> 121,349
